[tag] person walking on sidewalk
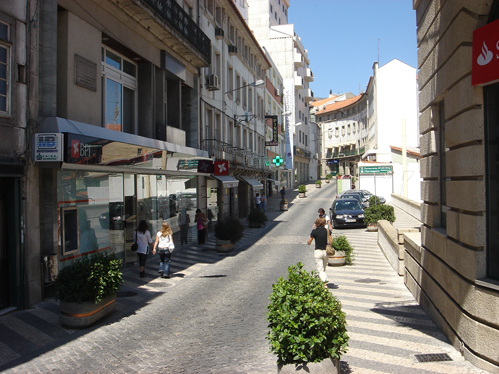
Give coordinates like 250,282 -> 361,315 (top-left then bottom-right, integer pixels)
178,208 -> 190,245
194,208 -> 208,245
307,217 -> 330,287
136,220 -> 153,278
255,193 -> 261,209
152,222 -> 175,278
260,192 -> 267,212
312,208 -> 331,233
280,186 -> 286,201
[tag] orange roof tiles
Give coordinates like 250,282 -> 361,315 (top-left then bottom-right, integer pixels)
315,94 -> 363,114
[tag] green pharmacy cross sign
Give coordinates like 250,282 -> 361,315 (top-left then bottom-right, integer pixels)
272,156 -> 284,167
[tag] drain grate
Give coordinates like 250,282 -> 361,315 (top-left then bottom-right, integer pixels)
414,353 -> 452,363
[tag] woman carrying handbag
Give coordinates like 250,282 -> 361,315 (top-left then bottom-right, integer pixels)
152,222 -> 175,278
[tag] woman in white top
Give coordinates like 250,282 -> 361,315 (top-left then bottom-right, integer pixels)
152,222 -> 175,278
136,220 -> 153,278
313,208 -> 332,232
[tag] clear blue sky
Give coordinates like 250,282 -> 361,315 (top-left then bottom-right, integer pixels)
288,0 -> 417,98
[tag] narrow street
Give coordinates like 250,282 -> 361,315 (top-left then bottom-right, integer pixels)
0,183 -> 490,373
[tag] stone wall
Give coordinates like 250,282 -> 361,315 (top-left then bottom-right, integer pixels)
412,1 -> 499,371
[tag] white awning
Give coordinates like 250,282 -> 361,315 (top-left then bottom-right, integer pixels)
212,175 -> 239,188
262,178 -> 280,186
239,176 -> 263,190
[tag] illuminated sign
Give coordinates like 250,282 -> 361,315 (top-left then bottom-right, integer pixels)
34,133 -> 64,162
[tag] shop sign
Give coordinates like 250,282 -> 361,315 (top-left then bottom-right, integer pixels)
265,115 -> 278,146
472,19 -> 499,86
66,134 -> 104,164
196,160 -> 213,173
34,133 -> 64,161
360,165 -> 392,174
214,160 -> 229,176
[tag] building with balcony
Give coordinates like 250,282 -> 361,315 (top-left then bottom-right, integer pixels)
1,0 -> 218,310
411,1 -> 499,371
199,0 -> 271,218
246,0 -> 316,185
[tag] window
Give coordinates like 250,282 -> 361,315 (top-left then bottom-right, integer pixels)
227,65 -> 233,95
242,79 -> 247,109
275,11 -> 277,19
438,101 -> 447,229
0,22 -> 10,115
305,135 -> 307,146
102,47 -> 137,133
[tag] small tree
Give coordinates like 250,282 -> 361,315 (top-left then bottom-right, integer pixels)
267,263 -> 349,366
298,184 -> 307,193
247,207 -> 268,228
214,217 -> 245,243
364,204 -> 395,225
331,235 -> 354,265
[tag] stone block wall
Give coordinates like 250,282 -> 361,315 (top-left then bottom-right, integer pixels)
412,1 -> 499,371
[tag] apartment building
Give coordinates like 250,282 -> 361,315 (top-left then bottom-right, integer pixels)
246,0 -> 315,185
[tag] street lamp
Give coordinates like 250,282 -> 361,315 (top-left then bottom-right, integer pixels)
225,79 -> 265,95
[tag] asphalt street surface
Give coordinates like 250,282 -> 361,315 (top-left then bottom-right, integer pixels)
0,183 -> 491,373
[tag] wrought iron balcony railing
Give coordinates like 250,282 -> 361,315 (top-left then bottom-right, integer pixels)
201,139 -> 267,171
143,0 -> 211,62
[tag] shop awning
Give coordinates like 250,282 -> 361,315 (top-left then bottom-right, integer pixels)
184,176 -> 218,189
262,178 -> 280,186
239,176 -> 263,190
212,175 -> 239,188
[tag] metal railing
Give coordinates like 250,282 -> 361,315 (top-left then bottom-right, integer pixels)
143,0 -> 211,62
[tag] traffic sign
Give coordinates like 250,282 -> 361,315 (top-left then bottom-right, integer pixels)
359,165 -> 392,174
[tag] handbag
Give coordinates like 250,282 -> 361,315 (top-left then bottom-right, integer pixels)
131,231 -> 138,252
326,229 -> 335,256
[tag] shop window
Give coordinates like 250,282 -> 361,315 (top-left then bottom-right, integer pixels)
102,47 -> 137,133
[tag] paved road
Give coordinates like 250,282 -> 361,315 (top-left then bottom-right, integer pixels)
0,182 -> 491,373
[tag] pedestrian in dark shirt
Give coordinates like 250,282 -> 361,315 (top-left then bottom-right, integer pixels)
307,217 -> 330,287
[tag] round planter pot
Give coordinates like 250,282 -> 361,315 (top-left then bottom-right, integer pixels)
328,250 -> 346,266
325,180 -> 330,184
315,184 -> 321,188
59,293 -> 116,328
367,224 -> 378,232
299,192 -> 306,198
280,203 -> 288,211
215,239 -> 234,253
277,358 -> 340,373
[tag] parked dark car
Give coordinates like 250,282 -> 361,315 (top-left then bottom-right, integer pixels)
99,201 -> 151,230
338,193 -> 369,209
329,198 -> 366,228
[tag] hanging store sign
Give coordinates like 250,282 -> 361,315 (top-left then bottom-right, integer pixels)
214,160 -> 229,176
34,133 -> 64,161
472,19 -> 499,86
265,115 -> 278,146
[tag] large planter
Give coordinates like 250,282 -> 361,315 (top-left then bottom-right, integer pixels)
328,250 -> 346,266
59,293 -> 116,328
277,358 -> 340,374
325,180 -> 330,184
215,239 -> 235,253
315,184 -> 321,188
299,192 -> 306,198
367,223 -> 378,232
280,202 -> 288,211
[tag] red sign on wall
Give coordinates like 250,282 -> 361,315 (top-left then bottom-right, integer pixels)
214,160 -> 229,176
472,19 -> 499,86
71,139 -> 80,158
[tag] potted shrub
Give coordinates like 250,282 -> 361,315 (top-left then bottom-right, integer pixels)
267,263 -> 349,373
298,184 -> 307,198
55,252 -> 123,328
247,207 -> 268,228
368,195 -> 382,206
214,217 -> 245,252
280,198 -> 288,211
315,180 -> 322,188
328,235 -> 354,266
325,174 -> 332,184
364,203 -> 395,231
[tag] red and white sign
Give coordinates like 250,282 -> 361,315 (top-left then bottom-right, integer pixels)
214,160 -> 229,176
197,160 -> 213,173
71,139 -> 80,158
472,19 -> 499,86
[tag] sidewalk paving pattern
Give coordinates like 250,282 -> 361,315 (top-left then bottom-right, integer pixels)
0,184 -> 491,373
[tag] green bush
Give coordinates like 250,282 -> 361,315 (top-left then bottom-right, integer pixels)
247,207 -> 268,228
298,184 -> 307,193
332,235 -> 354,265
364,204 -> 395,225
55,252 -> 123,304
266,263 -> 349,365
315,180 -> 322,185
368,195 -> 382,206
214,217 -> 245,243
325,174 -> 333,180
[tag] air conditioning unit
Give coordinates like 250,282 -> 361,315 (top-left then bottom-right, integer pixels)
228,45 -> 237,55
215,27 -> 224,39
275,88 -> 280,96
207,74 -> 220,91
